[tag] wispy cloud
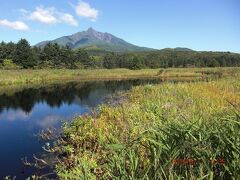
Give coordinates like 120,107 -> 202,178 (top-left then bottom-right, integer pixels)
22,6 -> 78,26
0,19 -> 29,31
28,6 -> 58,25
37,115 -> 61,128
75,1 -> 99,21
59,13 -> 78,26
0,110 -> 30,121
19,8 -> 29,14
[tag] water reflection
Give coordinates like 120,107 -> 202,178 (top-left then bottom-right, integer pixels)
0,78 -> 167,178
0,79 -> 167,114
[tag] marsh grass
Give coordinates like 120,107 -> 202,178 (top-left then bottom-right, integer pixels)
1,67 -> 239,86
37,73 -> 240,179
0,69 -> 159,86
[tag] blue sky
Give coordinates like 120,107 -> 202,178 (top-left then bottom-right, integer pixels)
0,0 -> 239,52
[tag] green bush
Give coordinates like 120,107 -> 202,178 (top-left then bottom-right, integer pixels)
2,59 -> 21,70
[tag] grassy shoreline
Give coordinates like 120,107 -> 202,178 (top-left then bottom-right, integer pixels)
1,67 -> 239,86
0,69 -> 159,86
0,76 -> 204,97
34,71 -> 240,179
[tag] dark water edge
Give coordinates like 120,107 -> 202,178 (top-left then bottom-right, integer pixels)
0,77 -> 209,179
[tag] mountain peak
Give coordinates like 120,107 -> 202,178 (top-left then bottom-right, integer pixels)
87,27 -> 96,33
35,28 -> 154,52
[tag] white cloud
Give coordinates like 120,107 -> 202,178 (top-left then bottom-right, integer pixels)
28,6 -> 58,25
0,110 -> 30,121
19,8 -> 29,14
75,1 -> 99,21
24,6 -> 78,26
59,13 -> 78,26
37,115 -> 61,128
0,19 -> 29,31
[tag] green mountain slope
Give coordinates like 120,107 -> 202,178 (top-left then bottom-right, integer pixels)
35,28 -> 154,52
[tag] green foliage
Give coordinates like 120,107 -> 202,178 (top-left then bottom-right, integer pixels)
1,39 -> 240,70
129,56 -> 143,70
40,43 -> 63,68
13,39 -> 37,68
103,52 -> 117,69
49,76 -> 240,179
2,59 -> 21,70
59,46 -> 75,68
0,41 -> 15,61
74,49 -> 92,68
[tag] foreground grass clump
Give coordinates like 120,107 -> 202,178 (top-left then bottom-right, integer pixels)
51,77 -> 240,179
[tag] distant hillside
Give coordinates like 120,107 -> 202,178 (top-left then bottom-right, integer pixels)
160,47 -> 194,52
174,47 -> 194,52
35,28 -> 154,52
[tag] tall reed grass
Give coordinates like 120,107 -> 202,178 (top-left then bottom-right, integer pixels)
44,74 -> 240,179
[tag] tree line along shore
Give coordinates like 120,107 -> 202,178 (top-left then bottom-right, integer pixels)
1,39 -> 240,70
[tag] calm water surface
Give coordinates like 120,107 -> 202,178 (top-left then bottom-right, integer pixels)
0,79 -> 171,179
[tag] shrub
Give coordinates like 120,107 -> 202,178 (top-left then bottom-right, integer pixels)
2,59 -> 21,70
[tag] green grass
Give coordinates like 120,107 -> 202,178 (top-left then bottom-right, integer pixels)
0,69 -> 158,86
37,70 -> 240,179
1,67 -> 239,86
2,67 -> 239,179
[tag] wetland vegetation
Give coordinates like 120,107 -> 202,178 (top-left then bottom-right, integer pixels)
0,67 -> 238,86
1,79 -> 170,179
1,20 -> 239,180
17,69 -> 239,179
1,58 -> 239,179
1,1 -> 240,179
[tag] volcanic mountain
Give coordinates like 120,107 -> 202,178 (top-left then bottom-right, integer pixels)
35,28 -> 154,52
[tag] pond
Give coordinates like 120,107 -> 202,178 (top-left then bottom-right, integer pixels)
0,78 -> 180,179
